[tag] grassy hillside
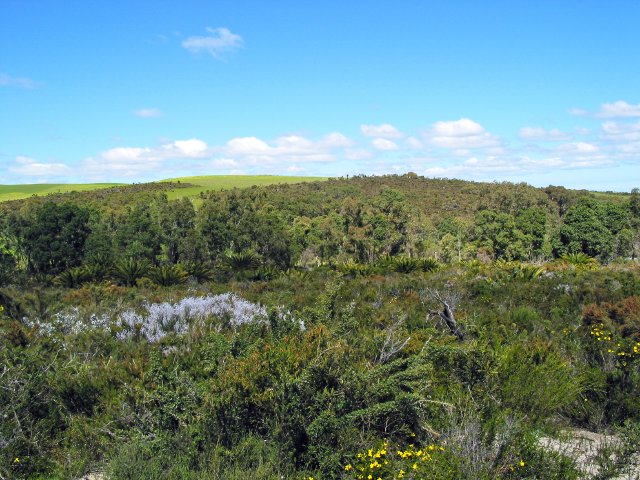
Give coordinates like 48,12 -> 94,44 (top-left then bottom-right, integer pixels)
0,175 -> 327,203
161,175 -> 328,201
0,183 -> 122,202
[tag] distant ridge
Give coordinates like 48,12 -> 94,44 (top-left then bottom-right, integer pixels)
0,175 -> 327,203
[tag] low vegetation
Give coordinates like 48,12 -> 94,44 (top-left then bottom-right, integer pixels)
1,174 -> 639,479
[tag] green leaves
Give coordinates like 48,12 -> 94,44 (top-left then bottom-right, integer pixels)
112,257 -> 150,286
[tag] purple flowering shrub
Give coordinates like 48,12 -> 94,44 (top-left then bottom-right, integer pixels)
25,307 -> 110,337
117,293 -> 295,343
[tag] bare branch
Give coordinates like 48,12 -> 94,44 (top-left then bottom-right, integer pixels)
376,315 -> 411,364
422,288 -> 466,341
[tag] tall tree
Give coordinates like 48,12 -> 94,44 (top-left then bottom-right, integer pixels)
23,202 -> 91,274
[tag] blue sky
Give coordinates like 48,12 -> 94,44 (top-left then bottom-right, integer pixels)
1,1 -> 639,191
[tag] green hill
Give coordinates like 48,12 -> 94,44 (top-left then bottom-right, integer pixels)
0,175 -> 327,203
161,175 -> 328,201
0,183 -> 122,202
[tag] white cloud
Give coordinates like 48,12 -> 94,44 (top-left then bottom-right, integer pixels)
405,137 -> 423,149
320,132 -> 354,148
432,118 -> 484,137
601,121 -> 640,142
597,101 -> 640,118
9,156 -> 72,176
427,118 -> 500,149
223,133 -> 352,165
0,72 -> 41,90
134,108 -> 164,118
371,138 -> 399,151
519,127 -> 571,141
167,138 -> 209,157
0,73 -> 40,89
360,123 -> 405,139
226,137 -> 271,155
557,142 -> 600,154
83,138 -> 211,178
182,27 -> 243,59
568,107 -> 588,117
212,158 -> 240,168
420,152 -> 613,180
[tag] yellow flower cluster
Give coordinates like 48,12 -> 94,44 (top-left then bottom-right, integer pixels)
590,323 -> 611,341
344,438 -> 447,480
589,324 -> 640,366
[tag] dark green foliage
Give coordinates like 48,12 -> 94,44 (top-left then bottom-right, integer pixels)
146,264 -> 188,286
557,198 -> 630,260
23,202 -> 91,274
223,249 -> 261,272
180,261 -> 214,283
0,240 -> 17,287
630,188 -> 640,218
336,260 -> 371,277
390,256 -> 421,273
560,252 -> 598,269
250,265 -> 281,281
419,257 -> 441,272
116,202 -> 163,261
473,210 -> 529,260
112,257 -> 150,286
55,267 -> 88,288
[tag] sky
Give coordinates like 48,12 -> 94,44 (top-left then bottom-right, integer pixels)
1,0 -> 639,191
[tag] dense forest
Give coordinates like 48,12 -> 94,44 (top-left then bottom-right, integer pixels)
1,174 -> 639,479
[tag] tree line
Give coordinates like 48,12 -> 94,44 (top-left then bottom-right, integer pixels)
0,175 -> 638,284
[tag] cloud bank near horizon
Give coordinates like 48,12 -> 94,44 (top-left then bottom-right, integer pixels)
5,99 -> 639,190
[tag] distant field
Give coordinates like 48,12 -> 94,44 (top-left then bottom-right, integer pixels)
162,175 -> 328,200
0,183 -> 122,202
0,176 -> 327,203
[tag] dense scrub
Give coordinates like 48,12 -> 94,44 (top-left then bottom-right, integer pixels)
1,263 -> 639,478
1,175 -> 640,478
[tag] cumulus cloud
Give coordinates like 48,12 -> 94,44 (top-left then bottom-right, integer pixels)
557,142 -> 600,154
320,132 -> 354,148
165,138 -> 209,157
601,121 -> 640,142
420,153 -> 613,180
371,138 -> 399,151
519,127 -> 571,141
223,133 -> 351,164
597,101 -> 640,118
427,118 -> 500,149
360,123 -> 405,139
82,138 -> 211,178
0,73 -> 40,89
134,108 -> 164,118
9,156 -> 72,176
182,27 -> 244,59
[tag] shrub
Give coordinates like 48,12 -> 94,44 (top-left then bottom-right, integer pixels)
223,250 -> 261,272
180,261 -> 214,283
55,267 -> 88,288
117,294 -> 271,342
146,264 -> 187,286
112,258 -> 150,286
